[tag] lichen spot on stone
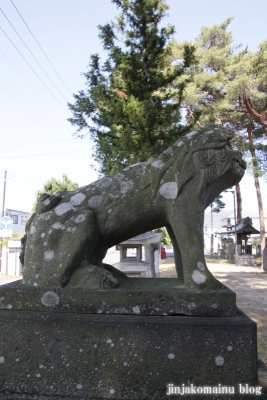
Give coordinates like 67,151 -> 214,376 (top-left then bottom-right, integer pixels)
151,160 -> 164,169
197,261 -> 205,271
70,193 -> 86,206
88,195 -> 103,208
67,227 -> 76,233
43,250 -> 54,261
114,172 -> 125,181
132,305 -> 140,314
74,214 -> 86,224
168,353 -> 175,359
120,180 -> 133,194
30,225 -> 36,235
41,291 -> 59,307
159,182 -> 178,199
174,138 -> 183,147
188,302 -> 196,308
215,355 -> 224,366
192,270 -> 207,284
52,222 -> 65,230
54,202 -> 74,216
186,130 -> 197,139
0,356 -> 4,364
97,177 -> 112,188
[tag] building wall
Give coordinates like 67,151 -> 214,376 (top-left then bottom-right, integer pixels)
5,209 -> 30,236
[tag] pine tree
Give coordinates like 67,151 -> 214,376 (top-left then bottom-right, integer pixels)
174,19 -> 267,254
68,0 -> 195,174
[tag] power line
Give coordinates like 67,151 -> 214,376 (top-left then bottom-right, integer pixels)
10,0 -> 73,96
10,164 -> 94,175
0,26 -> 69,114
0,72 -> 68,137
0,49 -> 71,132
0,7 -> 69,103
0,82 -> 56,133
1,138 -> 77,148
0,147 -> 91,160
0,82 -> 74,145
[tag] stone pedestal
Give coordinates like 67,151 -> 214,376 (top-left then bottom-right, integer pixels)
235,254 -> 254,266
0,279 -> 236,317
0,308 -> 257,399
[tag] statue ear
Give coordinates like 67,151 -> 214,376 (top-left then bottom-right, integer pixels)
36,192 -> 63,213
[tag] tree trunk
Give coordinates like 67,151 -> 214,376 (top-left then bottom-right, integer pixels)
235,183 -> 242,222
253,171 -> 266,255
247,122 -> 266,258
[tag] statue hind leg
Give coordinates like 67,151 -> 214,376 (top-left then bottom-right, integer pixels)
23,207 -> 126,289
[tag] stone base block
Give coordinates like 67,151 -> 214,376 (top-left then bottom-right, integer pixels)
0,279 -> 236,317
0,309 -> 257,399
235,254 -> 254,266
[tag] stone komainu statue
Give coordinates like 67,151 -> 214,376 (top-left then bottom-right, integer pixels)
23,124 -> 246,290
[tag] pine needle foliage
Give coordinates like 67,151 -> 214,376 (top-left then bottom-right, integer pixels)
68,0 -> 196,174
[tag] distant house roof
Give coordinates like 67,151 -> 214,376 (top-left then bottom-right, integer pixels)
235,217 -> 260,234
6,208 -> 30,215
220,216 -> 260,235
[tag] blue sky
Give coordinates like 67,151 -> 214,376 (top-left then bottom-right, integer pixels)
0,0 -> 267,217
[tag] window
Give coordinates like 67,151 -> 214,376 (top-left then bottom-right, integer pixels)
21,216 -> 29,225
10,214 -> 18,224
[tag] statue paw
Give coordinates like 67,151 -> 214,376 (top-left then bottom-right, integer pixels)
185,271 -> 224,290
66,265 -> 123,289
98,267 -> 120,288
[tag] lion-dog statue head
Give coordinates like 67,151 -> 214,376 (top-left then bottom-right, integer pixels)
23,124 -> 245,290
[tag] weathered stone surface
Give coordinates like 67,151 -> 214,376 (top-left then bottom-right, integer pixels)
263,246 -> 267,272
0,279 -> 236,316
0,309 -> 257,399
23,124 -> 246,291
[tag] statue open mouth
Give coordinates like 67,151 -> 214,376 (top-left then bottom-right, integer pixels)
225,138 -> 246,173
231,157 -> 246,173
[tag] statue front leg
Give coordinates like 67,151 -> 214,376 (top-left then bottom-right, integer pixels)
166,225 -> 184,282
169,207 -> 223,290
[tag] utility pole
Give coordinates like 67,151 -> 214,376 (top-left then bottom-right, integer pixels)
0,170 -> 9,274
2,169 -> 7,217
0,170 -> 7,274
210,203 -> 214,255
226,190 -> 237,258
